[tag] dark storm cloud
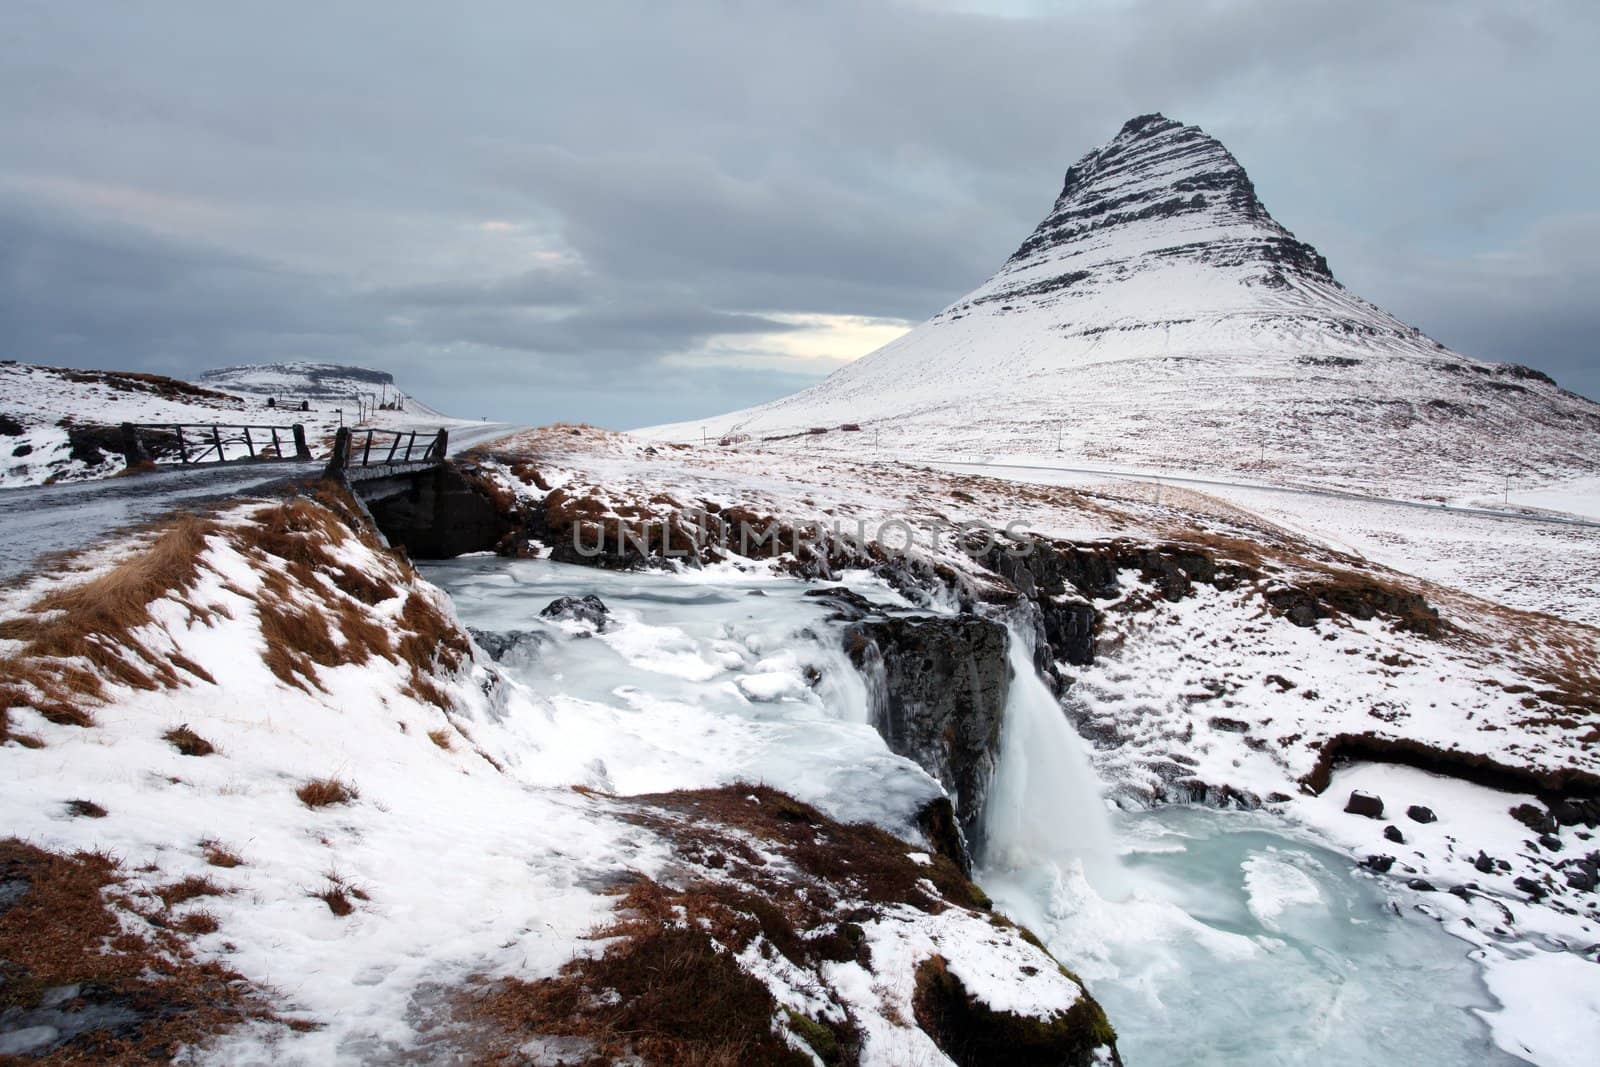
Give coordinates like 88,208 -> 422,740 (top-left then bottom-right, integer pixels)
0,0 -> 1596,424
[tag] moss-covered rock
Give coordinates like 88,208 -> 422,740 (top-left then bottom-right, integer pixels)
913,955 -> 1119,1067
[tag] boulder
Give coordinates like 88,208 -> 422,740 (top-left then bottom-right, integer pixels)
1383,825 -> 1405,844
540,594 -> 611,631
1344,790 -> 1384,819
1473,851 -> 1495,874
1361,855 -> 1395,873
1406,805 -> 1437,824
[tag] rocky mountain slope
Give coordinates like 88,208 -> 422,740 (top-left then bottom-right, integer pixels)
641,114 -> 1600,500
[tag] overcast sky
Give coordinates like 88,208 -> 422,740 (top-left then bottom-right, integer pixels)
2,0 -> 1596,426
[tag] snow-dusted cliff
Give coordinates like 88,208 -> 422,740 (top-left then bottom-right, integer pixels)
641,114 -> 1600,499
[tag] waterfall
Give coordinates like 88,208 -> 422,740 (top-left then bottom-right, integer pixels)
980,623 -> 1125,897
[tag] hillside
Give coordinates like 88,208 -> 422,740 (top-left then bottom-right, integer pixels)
195,362 -> 445,417
639,115 -> 1600,502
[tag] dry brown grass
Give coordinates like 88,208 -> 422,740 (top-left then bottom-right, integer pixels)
296,777 -> 358,809
201,840 -> 243,868
222,495 -> 473,705
163,724 -> 216,757
0,513 -> 217,724
311,871 -> 370,917
0,839 -> 272,1062
473,876 -> 810,1067
65,798 -> 107,819
426,728 -> 454,751
173,910 -> 220,935
155,875 -> 225,909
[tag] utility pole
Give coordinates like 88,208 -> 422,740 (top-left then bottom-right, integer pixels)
1504,472 -> 1511,506
1056,421 -> 1064,453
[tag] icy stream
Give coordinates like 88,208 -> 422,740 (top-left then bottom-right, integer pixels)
425,557 -> 1517,1066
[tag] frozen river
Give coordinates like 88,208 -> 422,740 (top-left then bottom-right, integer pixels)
425,556 -> 1518,1065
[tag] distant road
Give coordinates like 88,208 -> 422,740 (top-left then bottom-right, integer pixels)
0,422 -> 524,583
917,457 -> 1600,532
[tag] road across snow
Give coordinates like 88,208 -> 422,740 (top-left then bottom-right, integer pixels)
0,422 -> 523,582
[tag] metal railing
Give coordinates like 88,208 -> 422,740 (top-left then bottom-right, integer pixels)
121,422 -> 311,468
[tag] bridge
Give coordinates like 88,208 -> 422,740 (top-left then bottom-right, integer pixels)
0,421 -> 522,581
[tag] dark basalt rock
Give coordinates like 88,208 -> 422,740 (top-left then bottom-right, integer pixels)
59,420 -> 123,468
540,594 -> 611,631
469,627 -> 549,663
0,412 -> 22,436
1513,876 -> 1546,900
1345,790 -> 1384,819
915,796 -> 971,878
1407,878 -> 1436,892
1361,854 -> 1395,873
1264,579 -> 1443,636
846,614 -> 1012,856
1474,851 -> 1496,874
1511,803 -> 1557,834
1406,805 -> 1438,824
1384,825 -> 1405,844
804,585 -> 881,623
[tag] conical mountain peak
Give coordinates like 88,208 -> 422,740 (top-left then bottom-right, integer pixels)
998,115 -> 1332,295
641,116 -> 1600,500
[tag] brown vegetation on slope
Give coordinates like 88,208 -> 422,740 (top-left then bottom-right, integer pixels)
0,839 -> 274,1063
465,784 -> 1114,1067
1,485 -> 479,750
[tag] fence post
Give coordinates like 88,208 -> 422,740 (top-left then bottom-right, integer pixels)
118,423 -> 148,469
325,427 -> 352,479
435,428 -> 448,460
292,424 -> 311,460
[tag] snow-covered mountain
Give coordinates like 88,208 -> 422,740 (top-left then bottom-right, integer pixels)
642,114 -> 1600,498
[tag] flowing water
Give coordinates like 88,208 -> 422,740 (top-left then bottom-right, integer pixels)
426,557 -> 1516,1066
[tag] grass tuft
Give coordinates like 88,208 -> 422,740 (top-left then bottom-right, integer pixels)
65,798 -> 108,819
164,724 -> 216,757
173,910 -> 220,935
156,875 -> 225,909
201,840 -> 243,868
296,777 -> 358,809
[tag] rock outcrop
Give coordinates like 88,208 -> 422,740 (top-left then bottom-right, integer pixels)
843,612 -> 1012,861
